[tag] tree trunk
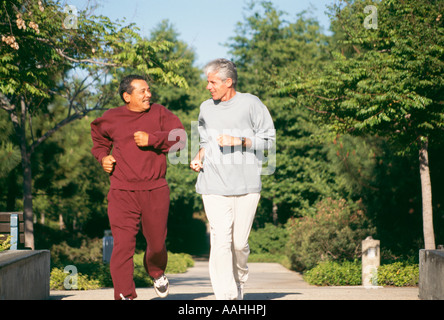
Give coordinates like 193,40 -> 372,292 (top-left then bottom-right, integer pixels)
59,213 -> 65,230
16,98 -> 35,250
272,202 -> 278,225
6,169 -> 19,211
419,137 -> 435,250
22,153 -> 34,249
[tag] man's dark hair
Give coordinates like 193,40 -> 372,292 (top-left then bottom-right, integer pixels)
119,75 -> 147,103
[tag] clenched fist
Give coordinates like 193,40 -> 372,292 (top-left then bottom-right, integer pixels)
216,134 -> 241,147
101,155 -> 116,174
190,159 -> 203,172
134,131 -> 149,147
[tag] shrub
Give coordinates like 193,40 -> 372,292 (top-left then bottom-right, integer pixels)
286,198 -> 375,271
248,224 -> 290,268
249,223 -> 288,255
50,238 -> 103,267
133,252 -> 153,287
303,260 -> 361,286
165,252 -> 195,273
50,267 -> 101,290
50,237 -> 195,290
0,235 -> 11,252
304,260 -> 419,287
133,251 -> 194,287
377,262 -> 419,287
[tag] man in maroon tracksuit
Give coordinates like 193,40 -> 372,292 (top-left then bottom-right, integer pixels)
91,75 -> 185,300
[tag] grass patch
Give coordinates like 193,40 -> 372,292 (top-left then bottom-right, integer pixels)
248,253 -> 291,270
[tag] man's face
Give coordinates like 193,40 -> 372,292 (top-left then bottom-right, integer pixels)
124,80 -> 152,112
206,72 -> 233,101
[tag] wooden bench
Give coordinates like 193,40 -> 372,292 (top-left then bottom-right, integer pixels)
0,212 -> 24,250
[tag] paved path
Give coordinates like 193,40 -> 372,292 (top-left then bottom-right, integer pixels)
50,260 -> 419,300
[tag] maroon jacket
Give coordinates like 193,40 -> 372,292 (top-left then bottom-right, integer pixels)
91,104 -> 185,191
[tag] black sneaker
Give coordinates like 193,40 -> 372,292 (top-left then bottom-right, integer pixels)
153,274 -> 169,298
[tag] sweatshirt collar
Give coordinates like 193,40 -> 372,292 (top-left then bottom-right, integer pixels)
214,92 -> 241,107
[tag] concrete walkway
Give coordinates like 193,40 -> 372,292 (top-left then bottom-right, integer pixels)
50,260 -> 419,300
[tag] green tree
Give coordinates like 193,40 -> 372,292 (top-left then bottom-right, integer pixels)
228,1 -> 342,224
280,0 -> 444,249
0,0 -> 188,249
31,112 -> 110,235
0,111 -> 21,212
147,20 -> 209,254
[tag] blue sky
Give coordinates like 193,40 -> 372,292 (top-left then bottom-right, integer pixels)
67,0 -> 335,67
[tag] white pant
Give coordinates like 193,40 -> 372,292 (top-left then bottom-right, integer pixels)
202,193 -> 261,300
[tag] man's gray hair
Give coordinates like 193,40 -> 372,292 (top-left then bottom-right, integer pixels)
204,58 -> 238,89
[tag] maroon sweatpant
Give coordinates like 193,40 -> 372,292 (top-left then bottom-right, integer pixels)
107,186 -> 170,300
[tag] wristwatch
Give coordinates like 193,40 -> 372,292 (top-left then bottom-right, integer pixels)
241,137 -> 246,147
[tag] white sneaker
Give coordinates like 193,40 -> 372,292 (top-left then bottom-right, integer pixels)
153,274 -> 169,298
119,293 -> 132,300
237,282 -> 244,300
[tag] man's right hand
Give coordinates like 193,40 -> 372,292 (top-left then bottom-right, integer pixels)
190,148 -> 205,172
190,159 -> 203,172
101,155 -> 116,174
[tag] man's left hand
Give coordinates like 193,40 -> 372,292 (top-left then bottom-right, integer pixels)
216,134 -> 241,147
134,131 -> 149,147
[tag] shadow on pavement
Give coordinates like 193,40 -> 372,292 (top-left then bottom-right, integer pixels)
244,292 -> 302,300
152,292 -> 214,300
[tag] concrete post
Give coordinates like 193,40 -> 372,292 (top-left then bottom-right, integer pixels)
362,236 -> 380,287
419,249 -> 444,299
10,214 -> 18,250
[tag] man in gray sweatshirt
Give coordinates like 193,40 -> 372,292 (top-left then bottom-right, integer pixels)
190,58 -> 275,300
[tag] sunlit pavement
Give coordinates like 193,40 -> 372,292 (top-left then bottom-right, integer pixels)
50,260 -> 419,300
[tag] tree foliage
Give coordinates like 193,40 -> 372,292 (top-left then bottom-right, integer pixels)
280,0 -> 444,149
228,1 -> 342,223
1,0 -> 442,260
229,0 -> 443,259
0,0 -> 189,248
280,0 -> 443,250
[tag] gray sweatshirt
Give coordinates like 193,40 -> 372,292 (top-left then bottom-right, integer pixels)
195,92 -> 275,196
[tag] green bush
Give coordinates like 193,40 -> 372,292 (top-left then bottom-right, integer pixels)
133,251 -> 194,287
0,235 -> 11,252
303,260 -> 419,287
249,223 -> 288,255
286,198 -> 375,271
50,241 -> 195,290
166,252 -> 195,273
248,224 -> 290,268
50,238 -> 103,267
377,262 -> 419,287
50,267 -> 101,290
49,237 -> 114,288
133,252 -> 153,287
303,260 -> 361,286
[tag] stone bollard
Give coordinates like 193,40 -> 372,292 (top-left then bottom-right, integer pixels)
103,230 -> 113,264
362,236 -> 380,287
